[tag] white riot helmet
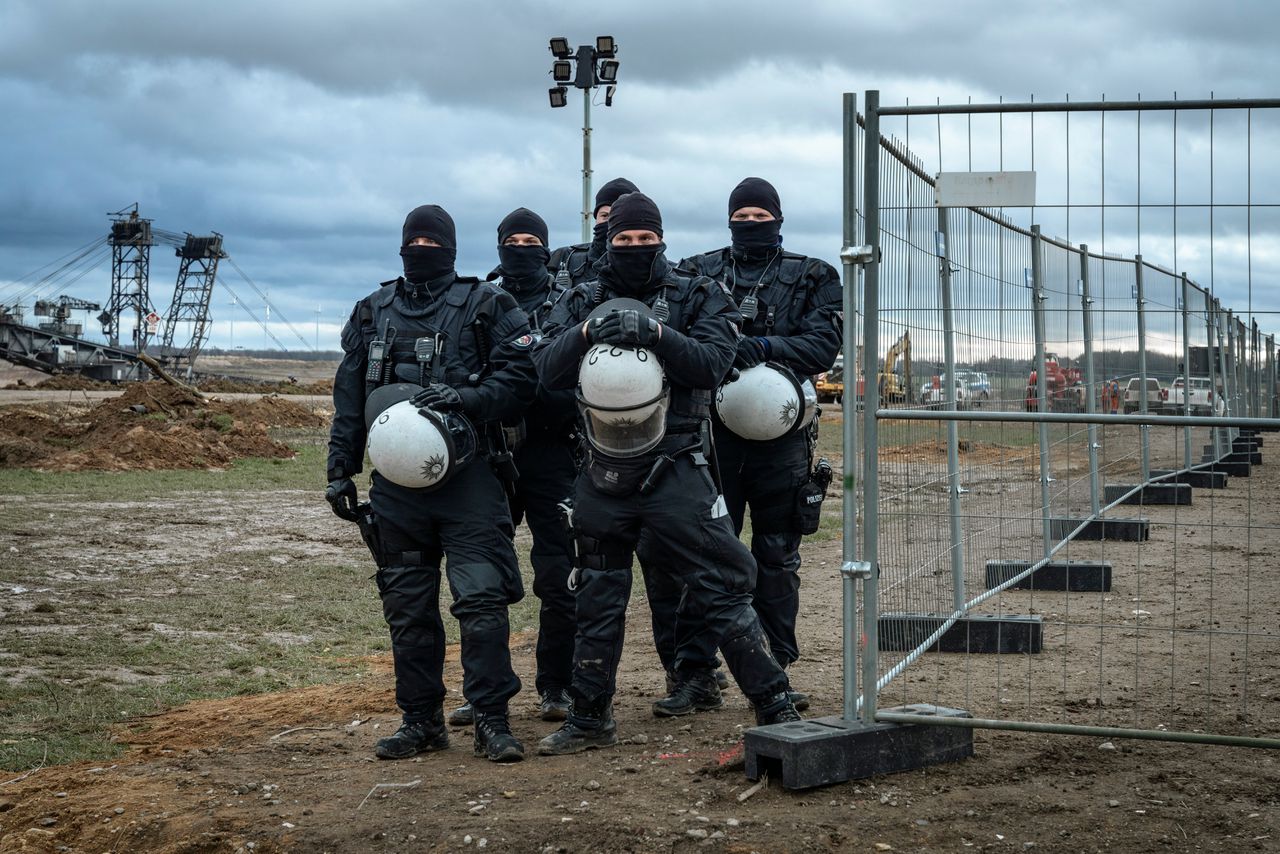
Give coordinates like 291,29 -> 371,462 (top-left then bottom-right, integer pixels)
715,362 -> 818,441
366,399 -> 477,490
575,300 -> 669,457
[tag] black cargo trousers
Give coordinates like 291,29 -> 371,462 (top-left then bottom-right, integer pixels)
509,433 -> 577,695
568,437 -> 789,707
645,427 -> 810,672
368,458 -> 523,723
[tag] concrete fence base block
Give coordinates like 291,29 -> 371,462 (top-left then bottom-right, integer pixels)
744,705 -> 974,790
1234,436 -> 1262,450
1150,468 -> 1228,489
1050,517 -> 1150,541
1102,483 -> 1192,505
877,613 -> 1043,653
985,559 -> 1112,592
1220,451 -> 1262,465
1203,460 -> 1252,477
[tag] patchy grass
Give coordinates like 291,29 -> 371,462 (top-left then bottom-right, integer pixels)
0,428 -> 542,771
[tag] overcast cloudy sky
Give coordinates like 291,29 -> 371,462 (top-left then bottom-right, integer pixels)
1,0 -> 1277,351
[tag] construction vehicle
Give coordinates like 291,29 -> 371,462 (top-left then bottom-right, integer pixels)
878,330 -> 912,404
1024,352 -> 1087,412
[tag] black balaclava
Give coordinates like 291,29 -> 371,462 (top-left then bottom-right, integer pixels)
400,204 -> 457,284
591,177 -> 640,256
605,192 -> 667,296
496,207 -> 551,288
727,177 -> 784,259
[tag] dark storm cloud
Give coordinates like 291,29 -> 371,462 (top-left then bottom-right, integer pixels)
1,0 -> 1278,350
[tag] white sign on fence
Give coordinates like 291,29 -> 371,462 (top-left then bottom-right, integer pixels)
935,171 -> 1036,208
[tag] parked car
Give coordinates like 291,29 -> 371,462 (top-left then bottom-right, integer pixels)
921,370 -> 989,407
965,371 -> 992,406
1122,377 -> 1163,413
922,377 -> 970,410
1166,377 -> 1224,416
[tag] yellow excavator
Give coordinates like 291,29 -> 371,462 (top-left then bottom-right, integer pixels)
878,330 -> 912,404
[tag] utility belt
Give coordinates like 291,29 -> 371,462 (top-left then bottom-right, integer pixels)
584,419 -> 714,498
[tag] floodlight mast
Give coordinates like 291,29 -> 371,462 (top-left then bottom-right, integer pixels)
546,35 -> 619,242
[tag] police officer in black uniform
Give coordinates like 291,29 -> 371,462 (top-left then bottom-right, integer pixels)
326,204 -> 538,763
531,192 -> 801,755
447,207 -> 578,728
650,177 -> 842,717
547,177 -> 639,289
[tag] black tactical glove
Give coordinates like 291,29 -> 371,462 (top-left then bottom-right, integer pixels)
734,336 -> 769,369
325,477 -> 360,522
411,383 -> 465,412
589,309 -> 661,347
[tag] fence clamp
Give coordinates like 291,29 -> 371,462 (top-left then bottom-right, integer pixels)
840,244 -> 877,265
841,560 -> 873,579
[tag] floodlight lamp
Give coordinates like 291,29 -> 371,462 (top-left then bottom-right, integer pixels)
595,36 -> 617,57
548,86 -> 568,108
552,60 -> 573,82
597,59 -> 619,83
549,37 -> 571,58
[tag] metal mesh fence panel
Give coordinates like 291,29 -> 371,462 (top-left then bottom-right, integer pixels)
848,93 -> 1280,747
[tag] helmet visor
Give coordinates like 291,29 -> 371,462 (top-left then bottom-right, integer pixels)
580,391 -> 669,458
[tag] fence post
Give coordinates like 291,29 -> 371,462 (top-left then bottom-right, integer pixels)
1227,312 -> 1240,440
1203,289 -> 1224,458
1134,256 -> 1151,482
1252,320 -> 1262,420
1030,226 -> 1052,557
937,209 -> 965,612
1216,302 -> 1233,448
860,89 -> 881,725
1180,274 -> 1193,470
1079,246 -> 1100,515
1264,335 -> 1274,419
839,91 -> 861,723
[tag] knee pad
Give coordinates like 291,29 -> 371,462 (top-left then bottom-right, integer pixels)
447,562 -> 513,633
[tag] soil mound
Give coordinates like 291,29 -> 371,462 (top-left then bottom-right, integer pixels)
196,376 -> 333,395
0,382 -> 326,471
3,374 -> 114,391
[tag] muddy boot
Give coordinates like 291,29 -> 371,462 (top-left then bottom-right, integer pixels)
665,669 -> 729,694
752,692 -> 802,726
787,690 -> 810,712
538,688 -> 572,722
473,711 -> 524,763
537,698 -> 618,756
652,669 -> 724,717
375,706 -> 449,760
447,701 -> 474,727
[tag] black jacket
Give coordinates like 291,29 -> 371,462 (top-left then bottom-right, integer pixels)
327,273 -> 537,480
678,247 -> 842,376
532,253 -> 740,435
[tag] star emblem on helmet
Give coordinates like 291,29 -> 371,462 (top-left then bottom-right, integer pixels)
421,454 -> 446,480
778,401 -> 798,424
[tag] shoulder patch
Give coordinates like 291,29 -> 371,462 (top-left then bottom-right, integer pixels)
510,332 -> 538,350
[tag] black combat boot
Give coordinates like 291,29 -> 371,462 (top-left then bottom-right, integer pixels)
447,701 -> 474,727
752,692 -> 802,726
375,706 -> 450,759
664,669 -> 730,694
652,669 -> 724,717
473,711 -> 525,763
538,687 -> 572,722
787,690 -> 810,711
537,697 -> 618,755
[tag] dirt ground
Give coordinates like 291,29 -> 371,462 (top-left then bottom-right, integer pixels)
0,383 -> 326,471
0,401 -> 1277,852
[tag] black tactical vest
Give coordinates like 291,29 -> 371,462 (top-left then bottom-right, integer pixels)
359,277 -> 492,398
683,249 -> 810,337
